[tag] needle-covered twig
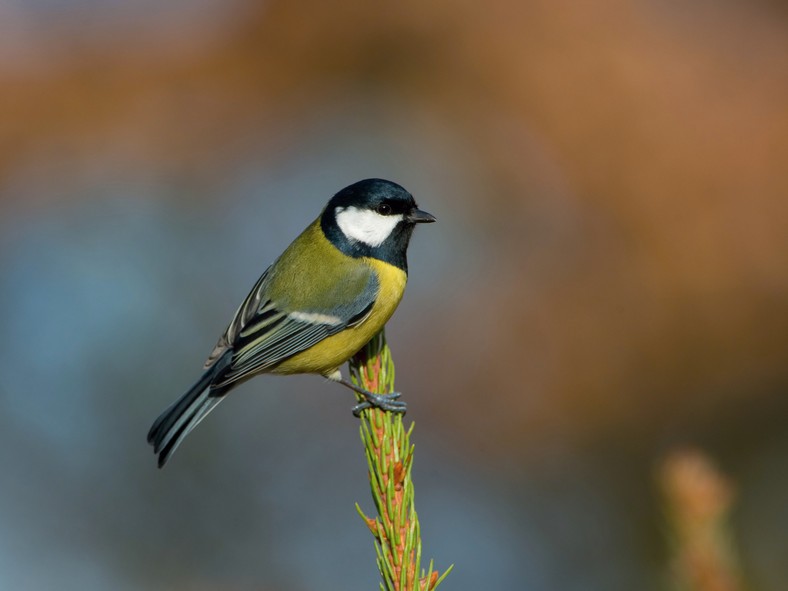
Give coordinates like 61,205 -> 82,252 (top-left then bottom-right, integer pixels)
350,330 -> 453,591
659,448 -> 745,591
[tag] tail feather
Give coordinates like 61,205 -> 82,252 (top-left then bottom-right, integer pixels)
148,351 -> 232,468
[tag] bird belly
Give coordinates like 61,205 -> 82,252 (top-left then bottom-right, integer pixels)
271,259 -> 407,375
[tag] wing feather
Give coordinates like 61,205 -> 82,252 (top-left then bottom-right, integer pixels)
210,264 -> 380,389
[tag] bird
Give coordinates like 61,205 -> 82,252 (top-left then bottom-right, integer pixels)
147,178 -> 435,467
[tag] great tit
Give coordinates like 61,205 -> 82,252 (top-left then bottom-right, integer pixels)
147,178 -> 435,467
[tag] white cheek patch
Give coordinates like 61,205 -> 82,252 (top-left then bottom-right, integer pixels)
335,206 -> 403,247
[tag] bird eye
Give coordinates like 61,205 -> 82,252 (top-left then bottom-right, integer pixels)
377,203 -> 393,215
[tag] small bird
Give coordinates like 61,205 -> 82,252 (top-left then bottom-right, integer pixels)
147,178 -> 435,467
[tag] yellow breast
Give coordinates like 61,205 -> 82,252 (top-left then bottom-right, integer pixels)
271,257 -> 407,376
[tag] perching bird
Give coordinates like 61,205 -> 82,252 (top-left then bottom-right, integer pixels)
147,178 -> 435,467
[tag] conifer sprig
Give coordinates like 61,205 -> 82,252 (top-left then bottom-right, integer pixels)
350,331 -> 453,591
659,448 -> 744,591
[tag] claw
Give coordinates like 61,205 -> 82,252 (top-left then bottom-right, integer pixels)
332,375 -> 408,417
352,391 -> 407,417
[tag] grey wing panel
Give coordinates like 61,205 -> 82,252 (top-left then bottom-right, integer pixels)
216,319 -> 334,386
213,264 -> 380,388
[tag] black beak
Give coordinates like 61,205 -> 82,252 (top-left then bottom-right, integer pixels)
407,208 -> 437,224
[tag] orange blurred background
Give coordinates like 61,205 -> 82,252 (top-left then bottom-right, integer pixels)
1,1 -> 787,589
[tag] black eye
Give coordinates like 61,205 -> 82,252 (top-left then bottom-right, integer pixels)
377,203 -> 392,215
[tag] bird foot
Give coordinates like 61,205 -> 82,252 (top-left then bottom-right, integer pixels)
352,391 -> 407,417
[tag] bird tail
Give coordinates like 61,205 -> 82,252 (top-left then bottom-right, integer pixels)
147,351 -> 232,468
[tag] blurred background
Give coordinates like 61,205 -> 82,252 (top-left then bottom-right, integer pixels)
1,0 -> 787,589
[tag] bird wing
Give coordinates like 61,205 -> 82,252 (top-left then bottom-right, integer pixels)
209,260 -> 379,388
